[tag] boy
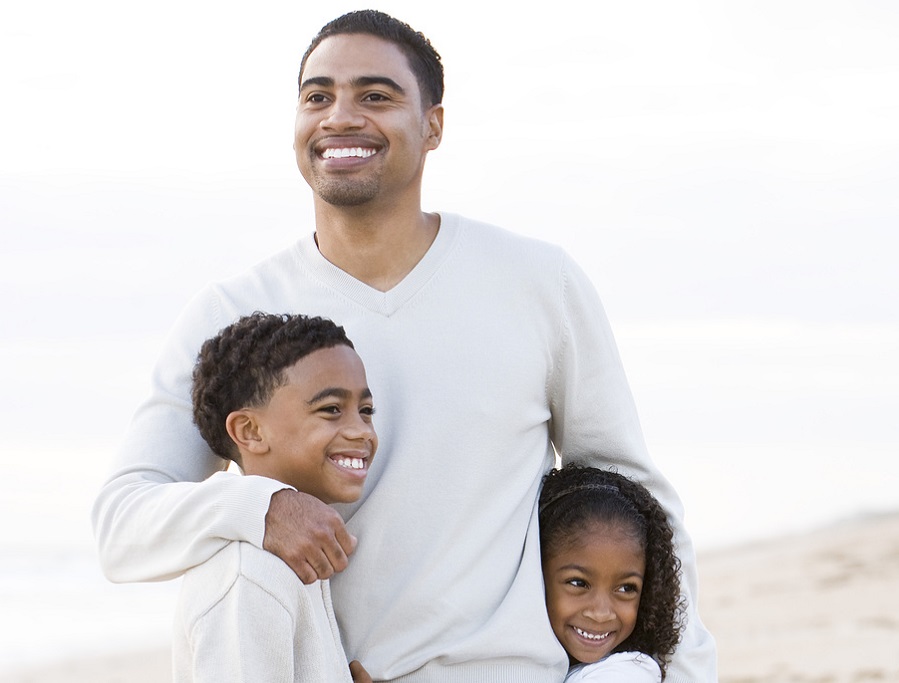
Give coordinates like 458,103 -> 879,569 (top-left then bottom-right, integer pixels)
173,312 -> 376,682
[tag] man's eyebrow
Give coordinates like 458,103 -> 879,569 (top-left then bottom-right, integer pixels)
299,76 -> 334,92
299,75 -> 406,95
353,76 -> 405,94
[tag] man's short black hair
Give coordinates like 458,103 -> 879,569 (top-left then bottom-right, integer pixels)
299,9 -> 444,107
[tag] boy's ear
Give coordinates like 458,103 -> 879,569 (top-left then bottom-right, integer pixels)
225,410 -> 269,455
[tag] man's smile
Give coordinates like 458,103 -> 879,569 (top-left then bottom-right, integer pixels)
320,147 -> 378,160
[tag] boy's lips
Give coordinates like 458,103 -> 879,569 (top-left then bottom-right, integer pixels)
332,455 -> 367,470
329,450 -> 371,472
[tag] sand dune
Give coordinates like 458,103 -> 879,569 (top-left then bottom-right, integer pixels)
699,512 -> 899,682
4,513 -> 898,682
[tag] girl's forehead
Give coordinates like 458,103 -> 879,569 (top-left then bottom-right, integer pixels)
561,518 -> 644,552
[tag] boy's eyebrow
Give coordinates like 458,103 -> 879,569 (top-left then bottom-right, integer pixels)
307,387 -> 373,404
299,75 -> 406,95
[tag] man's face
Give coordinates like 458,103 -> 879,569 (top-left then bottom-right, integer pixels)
294,33 -> 442,208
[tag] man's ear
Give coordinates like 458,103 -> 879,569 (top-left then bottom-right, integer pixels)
225,410 -> 269,455
425,104 -> 444,151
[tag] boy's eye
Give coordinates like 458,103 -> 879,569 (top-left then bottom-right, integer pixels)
318,405 -> 341,415
360,405 -> 376,416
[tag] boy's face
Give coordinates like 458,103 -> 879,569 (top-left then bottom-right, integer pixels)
247,345 -> 377,504
542,522 -> 644,665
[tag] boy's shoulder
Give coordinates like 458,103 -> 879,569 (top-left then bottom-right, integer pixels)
178,541 -> 315,620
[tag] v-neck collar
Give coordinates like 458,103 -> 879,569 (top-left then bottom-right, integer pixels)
294,212 -> 459,316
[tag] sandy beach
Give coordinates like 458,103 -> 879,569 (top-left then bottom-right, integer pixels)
3,512 -> 898,682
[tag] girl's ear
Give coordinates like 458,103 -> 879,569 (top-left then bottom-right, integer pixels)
225,410 -> 269,455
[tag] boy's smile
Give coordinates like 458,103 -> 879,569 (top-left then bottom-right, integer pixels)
241,344 -> 377,504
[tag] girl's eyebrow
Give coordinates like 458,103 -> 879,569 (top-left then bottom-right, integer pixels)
556,563 -> 645,580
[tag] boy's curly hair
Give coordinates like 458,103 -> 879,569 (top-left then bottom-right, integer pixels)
539,464 -> 686,679
191,312 -> 353,465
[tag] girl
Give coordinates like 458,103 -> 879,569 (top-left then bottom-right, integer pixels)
539,465 -> 686,681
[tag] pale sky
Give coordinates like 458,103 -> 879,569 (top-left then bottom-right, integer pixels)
1,0 -> 898,551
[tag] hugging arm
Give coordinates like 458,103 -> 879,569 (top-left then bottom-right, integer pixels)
92,288 -> 353,584
548,255 -> 718,683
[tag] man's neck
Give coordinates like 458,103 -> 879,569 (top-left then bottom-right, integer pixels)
313,203 -> 440,292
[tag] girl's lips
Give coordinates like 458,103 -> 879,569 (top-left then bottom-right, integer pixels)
572,625 -> 614,644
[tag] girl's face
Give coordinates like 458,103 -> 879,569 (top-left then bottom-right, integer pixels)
543,521 -> 645,665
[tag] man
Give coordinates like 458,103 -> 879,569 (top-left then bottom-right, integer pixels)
93,10 -> 717,682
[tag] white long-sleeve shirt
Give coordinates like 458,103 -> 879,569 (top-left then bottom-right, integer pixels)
566,652 -> 662,682
93,213 -> 717,682
173,531 -> 353,682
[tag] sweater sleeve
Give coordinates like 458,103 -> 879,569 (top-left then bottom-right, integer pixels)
91,287 -> 290,582
549,255 -> 718,683
185,575 -> 302,682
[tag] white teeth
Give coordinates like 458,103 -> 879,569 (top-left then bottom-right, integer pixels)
335,457 -> 365,470
575,627 -> 610,641
321,147 -> 376,159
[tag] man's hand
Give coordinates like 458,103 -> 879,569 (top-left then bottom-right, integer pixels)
349,660 -> 373,683
263,489 -> 356,584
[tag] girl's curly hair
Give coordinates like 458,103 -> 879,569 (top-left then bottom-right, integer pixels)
539,464 -> 686,679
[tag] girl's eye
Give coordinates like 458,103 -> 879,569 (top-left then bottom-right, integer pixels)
618,582 -> 641,595
360,405 -> 376,416
565,578 -> 588,589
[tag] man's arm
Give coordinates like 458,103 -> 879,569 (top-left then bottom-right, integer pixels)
92,288 -> 354,583
549,254 -> 718,682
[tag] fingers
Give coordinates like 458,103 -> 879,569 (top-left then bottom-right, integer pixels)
349,660 -> 373,683
263,489 -> 357,583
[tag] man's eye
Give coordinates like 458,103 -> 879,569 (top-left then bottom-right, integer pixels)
318,405 -> 340,415
364,92 -> 389,102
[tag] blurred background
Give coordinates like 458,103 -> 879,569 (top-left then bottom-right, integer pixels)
2,0 -> 897,675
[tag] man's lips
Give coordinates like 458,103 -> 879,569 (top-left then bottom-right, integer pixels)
320,146 -> 378,160
314,137 -> 382,160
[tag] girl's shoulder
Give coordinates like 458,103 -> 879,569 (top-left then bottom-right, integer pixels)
566,652 -> 661,683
